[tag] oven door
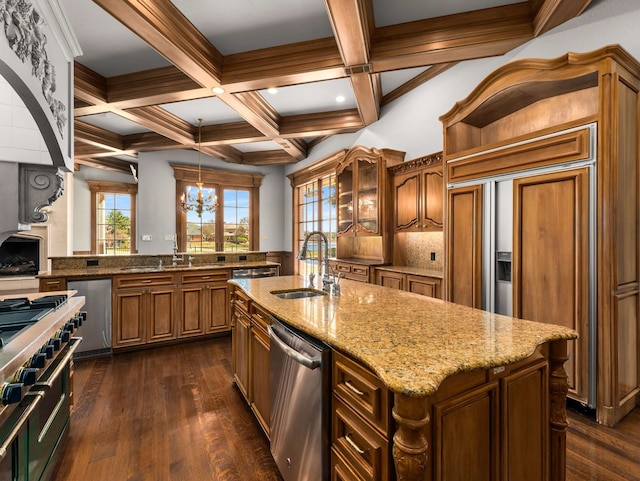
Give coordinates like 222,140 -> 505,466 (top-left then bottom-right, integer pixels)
28,337 -> 81,481
0,391 -> 45,481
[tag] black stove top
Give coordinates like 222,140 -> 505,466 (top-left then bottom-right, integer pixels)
0,294 -> 69,347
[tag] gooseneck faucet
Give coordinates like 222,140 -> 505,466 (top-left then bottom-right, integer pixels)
297,231 -> 340,294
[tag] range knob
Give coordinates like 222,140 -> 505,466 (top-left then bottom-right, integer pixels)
49,337 -> 61,351
79,311 -> 87,322
29,353 -> 46,369
60,330 -> 71,343
40,344 -> 54,359
15,367 -> 37,386
1,383 -> 23,405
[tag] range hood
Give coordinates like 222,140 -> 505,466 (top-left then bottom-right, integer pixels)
0,162 -> 63,245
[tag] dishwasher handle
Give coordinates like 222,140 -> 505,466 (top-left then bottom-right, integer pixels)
268,324 -> 321,370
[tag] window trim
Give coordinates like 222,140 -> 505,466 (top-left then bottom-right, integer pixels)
87,180 -> 138,255
172,165 -> 263,251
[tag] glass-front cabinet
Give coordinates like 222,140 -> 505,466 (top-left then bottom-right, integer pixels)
337,148 -> 397,237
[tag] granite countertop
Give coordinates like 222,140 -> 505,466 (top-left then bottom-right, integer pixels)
39,261 -> 279,279
374,265 -> 444,278
230,275 -> 577,397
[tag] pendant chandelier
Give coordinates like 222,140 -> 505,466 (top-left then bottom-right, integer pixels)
180,118 -> 219,216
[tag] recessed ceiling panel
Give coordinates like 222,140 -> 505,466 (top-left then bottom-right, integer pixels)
160,98 -> 245,126
373,0 -> 523,27
76,113 -> 151,136
173,0 -> 334,55
234,141 -> 282,153
380,67 -> 429,95
258,79 -> 357,116
59,0 -> 169,77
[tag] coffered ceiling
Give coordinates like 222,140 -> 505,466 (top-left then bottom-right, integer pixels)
63,0 -> 592,173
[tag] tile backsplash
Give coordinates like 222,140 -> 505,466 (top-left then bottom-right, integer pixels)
405,232 -> 444,271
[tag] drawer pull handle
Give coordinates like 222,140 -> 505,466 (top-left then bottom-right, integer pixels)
201,276 -> 211,280
345,433 -> 366,455
344,380 -> 365,396
142,280 -> 152,283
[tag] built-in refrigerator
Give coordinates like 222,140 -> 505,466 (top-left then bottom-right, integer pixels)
447,123 -> 597,408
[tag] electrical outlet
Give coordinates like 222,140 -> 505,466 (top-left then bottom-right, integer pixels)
430,252 -> 436,261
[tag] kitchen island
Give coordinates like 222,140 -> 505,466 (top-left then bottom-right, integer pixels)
230,275 -> 578,481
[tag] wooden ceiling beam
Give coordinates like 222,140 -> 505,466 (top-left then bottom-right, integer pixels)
371,3 -> 534,72
75,157 -> 136,175
118,106 -> 195,145
74,120 -> 125,151
531,0 -> 592,36
200,145 -> 244,164
280,109 -> 363,137
382,63 -> 458,106
242,150 -> 301,166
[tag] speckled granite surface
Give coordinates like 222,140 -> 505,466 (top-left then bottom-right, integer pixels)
39,261 -> 279,278
230,275 -> 578,397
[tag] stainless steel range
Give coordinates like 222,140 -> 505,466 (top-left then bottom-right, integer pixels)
0,292 -> 85,481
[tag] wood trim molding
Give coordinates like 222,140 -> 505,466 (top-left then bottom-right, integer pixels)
171,165 -> 263,187
388,151 -> 443,174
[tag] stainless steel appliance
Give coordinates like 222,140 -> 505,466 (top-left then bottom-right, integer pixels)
67,279 -> 112,357
0,293 -> 84,481
268,318 -> 330,481
231,266 -> 278,279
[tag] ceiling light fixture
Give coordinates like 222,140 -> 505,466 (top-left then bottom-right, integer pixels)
212,86 -> 225,94
267,87 -> 278,94
336,95 -> 345,103
180,118 -> 218,217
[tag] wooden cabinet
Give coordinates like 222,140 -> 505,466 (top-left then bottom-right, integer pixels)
390,152 -> 444,233
39,277 -> 66,292
440,45 -> 640,425
334,146 -> 404,264
112,273 -> 178,349
230,285 -> 272,436
375,268 -> 442,299
331,349 -> 393,481
329,260 -> 371,283
177,269 -> 230,338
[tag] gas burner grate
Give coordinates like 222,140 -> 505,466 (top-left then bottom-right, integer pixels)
0,294 -> 68,312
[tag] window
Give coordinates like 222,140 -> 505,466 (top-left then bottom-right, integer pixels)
87,181 -> 137,255
173,165 -> 262,252
290,168 -> 337,276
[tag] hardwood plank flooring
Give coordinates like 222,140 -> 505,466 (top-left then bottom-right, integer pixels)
50,337 -> 639,481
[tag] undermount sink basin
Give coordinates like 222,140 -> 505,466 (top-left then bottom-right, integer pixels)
119,266 -> 155,272
271,289 -> 328,300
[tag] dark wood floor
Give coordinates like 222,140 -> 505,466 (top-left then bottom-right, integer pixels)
50,337 -> 640,481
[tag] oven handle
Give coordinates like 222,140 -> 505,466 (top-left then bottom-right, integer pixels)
268,325 -> 321,370
33,337 -> 82,390
0,391 -> 45,459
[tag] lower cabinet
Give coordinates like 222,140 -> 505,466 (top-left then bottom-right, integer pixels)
328,261 -> 371,283
230,286 -> 271,436
112,273 -> 178,348
177,270 -> 230,338
375,269 -> 442,299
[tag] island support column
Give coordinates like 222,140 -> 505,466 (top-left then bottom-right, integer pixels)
549,339 -> 570,481
392,393 -> 431,480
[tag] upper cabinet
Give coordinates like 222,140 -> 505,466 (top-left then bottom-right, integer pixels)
336,147 -> 404,236
389,152 -> 444,233
335,146 -> 404,263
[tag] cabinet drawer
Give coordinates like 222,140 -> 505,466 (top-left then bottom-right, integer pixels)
332,396 -> 391,481
232,288 -> 250,315
332,350 -> 391,436
39,278 -> 66,292
332,448 -> 368,481
179,269 -> 229,284
250,303 -> 272,332
336,263 -> 352,274
352,265 -> 369,277
407,275 -> 441,299
114,273 -> 177,289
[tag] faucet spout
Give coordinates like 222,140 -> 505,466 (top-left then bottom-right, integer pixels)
298,231 -> 337,293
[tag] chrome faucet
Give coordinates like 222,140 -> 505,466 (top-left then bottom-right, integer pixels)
172,238 -> 183,267
297,231 -> 340,295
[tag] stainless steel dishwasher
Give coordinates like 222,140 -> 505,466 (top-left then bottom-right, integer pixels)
268,318 -> 330,481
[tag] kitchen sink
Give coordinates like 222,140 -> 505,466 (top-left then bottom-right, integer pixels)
119,266 -> 156,272
271,289 -> 328,300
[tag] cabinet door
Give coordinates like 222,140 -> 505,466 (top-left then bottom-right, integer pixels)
232,308 -> 251,401
147,288 -> 177,343
206,284 -> 229,333
433,382 -> 499,481
446,184 -> 483,308
512,168 -> 589,403
394,171 -> 421,232
177,285 -> 206,337
251,324 -> 270,436
407,275 -> 441,299
423,168 -> 444,230
113,290 -> 146,348
376,270 -> 405,290
337,161 -> 355,234
356,157 -> 380,235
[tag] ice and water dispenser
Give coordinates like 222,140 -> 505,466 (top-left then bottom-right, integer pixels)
495,251 -> 512,316
496,251 -> 512,282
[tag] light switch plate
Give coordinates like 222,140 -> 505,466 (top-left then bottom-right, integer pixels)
141,234 -> 152,241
